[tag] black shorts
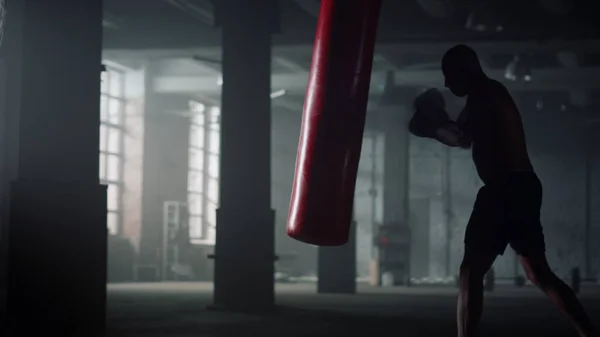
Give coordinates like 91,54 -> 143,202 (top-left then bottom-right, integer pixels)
464,171 -> 546,256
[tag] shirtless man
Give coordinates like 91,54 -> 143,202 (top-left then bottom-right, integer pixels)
409,44 -> 598,337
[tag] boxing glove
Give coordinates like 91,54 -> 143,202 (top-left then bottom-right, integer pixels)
409,89 -> 451,138
414,88 -> 445,112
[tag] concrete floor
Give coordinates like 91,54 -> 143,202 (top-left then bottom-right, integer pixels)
107,282 -> 600,337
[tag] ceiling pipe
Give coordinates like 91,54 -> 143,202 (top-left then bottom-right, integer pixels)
163,0 -> 215,26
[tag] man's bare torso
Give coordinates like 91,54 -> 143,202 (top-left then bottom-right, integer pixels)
459,79 -> 533,184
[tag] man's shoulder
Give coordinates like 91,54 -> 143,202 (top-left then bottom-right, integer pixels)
469,78 -> 512,107
482,78 -> 510,98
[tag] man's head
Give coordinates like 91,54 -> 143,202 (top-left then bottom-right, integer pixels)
442,45 -> 485,97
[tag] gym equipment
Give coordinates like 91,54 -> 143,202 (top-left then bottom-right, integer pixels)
287,0 -> 382,246
162,201 -> 192,281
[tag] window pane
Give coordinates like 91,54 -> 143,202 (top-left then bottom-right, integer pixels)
209,107 -> 220,129
107,212 -> 118,235
189,150 -> 204,170
189,100 -> 205,114
209,117 -> 219,129
190,126 -> 204,148
188,193 -> 203,216
206,227 -> 216,244
209,129 -> 220,154
208,154 -> 219,179
108,98 -> 121,124
99,153 -> 106,179
107,154 -> 120,181
107,183 -> 119,211
207,178 -> 219,203
189,216 -> 202,239
206,200 -> 217,228
187,170 -> 203,193
192,196 -> 203,216
109,72 -> 123,97
101,72 -> 108,93
107,127 -> 121,153
99,124 -> 107,152
192,112 -> 205,126
100,95 -> 108,121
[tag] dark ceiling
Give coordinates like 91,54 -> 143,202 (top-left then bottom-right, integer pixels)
103,0 -> 599,50
102,0 -> 600,113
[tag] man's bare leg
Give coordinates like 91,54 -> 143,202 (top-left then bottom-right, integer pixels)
457,248 -> 497,337
520,254 -> 599,337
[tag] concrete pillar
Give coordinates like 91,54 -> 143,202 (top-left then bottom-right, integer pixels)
0,31 -> 20,316
374,79 -> 416,285
442,146 -> 453,277
211,0 -> 278,312
4,0 -> 106,333
318,220 -> 357,294
120,68 -> 147,255
139,67 -> 191,270
583,125 -> 592,279
382,104 -> 410,225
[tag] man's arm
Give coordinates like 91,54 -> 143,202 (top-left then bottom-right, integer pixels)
408,107 -> 472,148
433,107 -> 472,148
434,122 -> 471,148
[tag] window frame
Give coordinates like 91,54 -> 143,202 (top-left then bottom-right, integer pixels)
100,66 -> 126,236
188,102 -> 220,244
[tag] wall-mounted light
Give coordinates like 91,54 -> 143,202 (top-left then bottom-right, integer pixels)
270,89 -> 287,99
465,0 -> 506,33
504,55 -> 532,82
536,99 -> 544,110
102,11 -> 122,30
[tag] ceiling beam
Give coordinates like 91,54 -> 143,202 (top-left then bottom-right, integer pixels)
153,67 -> 600,96
104,38 -> 600,61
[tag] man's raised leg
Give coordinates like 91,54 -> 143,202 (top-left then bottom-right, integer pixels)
520,254 -> 599,337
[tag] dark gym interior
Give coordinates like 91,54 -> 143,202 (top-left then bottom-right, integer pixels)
0,0 -> 599,336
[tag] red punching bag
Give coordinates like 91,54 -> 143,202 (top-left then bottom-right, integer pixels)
286,0 -> 382,246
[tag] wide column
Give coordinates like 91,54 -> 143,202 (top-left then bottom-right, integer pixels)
139,65 -> 191,272
373,76 -> 414,286
211,0 -> 278,312
317,218 -> 357,294
4,0 -> 106,333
